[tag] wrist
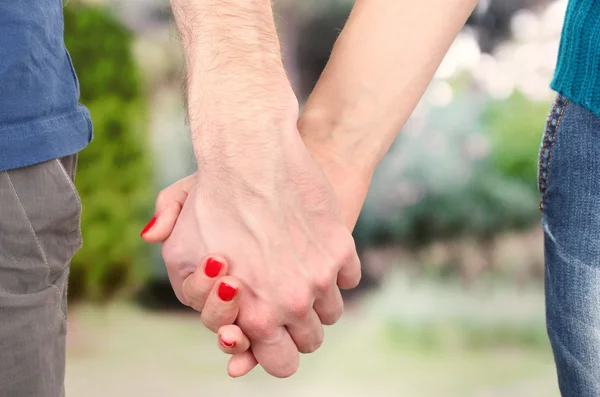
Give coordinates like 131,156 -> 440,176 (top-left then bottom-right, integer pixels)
298,107 -> 378,179
298,111 -> 373,230
192,95 -> 300,182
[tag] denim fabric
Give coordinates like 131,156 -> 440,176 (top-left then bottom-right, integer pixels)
540,95 -> 600,396
0,1 -> 92,171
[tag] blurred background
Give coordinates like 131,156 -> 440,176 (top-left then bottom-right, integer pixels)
63,0 -> 566,395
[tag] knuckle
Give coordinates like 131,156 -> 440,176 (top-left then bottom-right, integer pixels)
155,190 -> 170,207
315,299 -> 342,325
200,307 -> 220,332
350,269 -> 362,288
160,242 -> 179,269
161,241 -> 190,273
335,235 -> 359,266
340,271 -> 361,290
322,306 -> 343,325
299,334 -> 324,354
313,269 -> 335,293
323,314 -> 340,326
286,289 -> 313,318
244,314 -> 274,339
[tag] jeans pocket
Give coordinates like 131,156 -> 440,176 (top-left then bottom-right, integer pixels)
538,94 -> 568,213
58,153 -> 78,183
51,156 -> 83,270
0,158 -> 82,295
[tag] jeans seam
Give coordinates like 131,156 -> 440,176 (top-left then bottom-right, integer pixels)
539,97 -> 561,192
55,158 -> 83,248
539,96 -> 568,213
543,99 -> 569,206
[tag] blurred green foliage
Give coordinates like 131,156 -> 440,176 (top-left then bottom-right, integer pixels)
64,5 -> 152,300
355,92 -> 544,250
484,92 -> 550,189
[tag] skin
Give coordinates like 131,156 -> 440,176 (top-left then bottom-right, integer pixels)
163,0 -> 361,379
144,0 -> 478,379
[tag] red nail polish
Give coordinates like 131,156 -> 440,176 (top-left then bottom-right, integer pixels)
204,258 -> 223,278
218,282 -> 237,302
220,335 -> 235,348
140,217 -> 156,236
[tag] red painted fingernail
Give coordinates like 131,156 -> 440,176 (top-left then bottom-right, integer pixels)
204,258 -> 223,278
218,282 -> 237,302
140,217 -> 156,236
220,335 -> 235,348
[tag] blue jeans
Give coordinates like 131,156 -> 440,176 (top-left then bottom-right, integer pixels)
541,95 -> 600,396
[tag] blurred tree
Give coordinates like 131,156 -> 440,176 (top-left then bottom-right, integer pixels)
64,4 -> 152,301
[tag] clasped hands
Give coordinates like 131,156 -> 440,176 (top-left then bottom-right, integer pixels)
141,116 -> 370,378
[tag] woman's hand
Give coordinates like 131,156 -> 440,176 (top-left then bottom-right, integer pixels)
141,176 -> 255,376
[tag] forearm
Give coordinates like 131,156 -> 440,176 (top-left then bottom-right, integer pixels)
170,0 -> 298,167
299,0 -> 478,175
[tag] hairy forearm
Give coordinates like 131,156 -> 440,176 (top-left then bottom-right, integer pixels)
299,0 -> 478,174
170,0 -> 297,165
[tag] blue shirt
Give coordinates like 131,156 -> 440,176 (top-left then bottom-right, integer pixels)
0,0 -> 92,171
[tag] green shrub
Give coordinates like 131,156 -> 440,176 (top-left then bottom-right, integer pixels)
64,5 -> 152,300
483,92 -> 551,189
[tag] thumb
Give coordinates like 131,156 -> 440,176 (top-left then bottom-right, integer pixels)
141,173 -> 196,244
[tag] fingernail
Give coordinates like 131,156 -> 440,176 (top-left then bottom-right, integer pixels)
220,335 -> 235,348
204,258 -> 223,278
140,217 -> 156,236
218,282 -> 237,302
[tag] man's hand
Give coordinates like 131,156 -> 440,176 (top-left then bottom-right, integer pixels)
158,123 -> 360,377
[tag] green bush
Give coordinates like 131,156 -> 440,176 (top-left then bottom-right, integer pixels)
64,5 -> 152,300
483,92 -> 550,189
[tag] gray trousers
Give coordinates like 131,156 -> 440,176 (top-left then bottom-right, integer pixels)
0,156 -> 81,396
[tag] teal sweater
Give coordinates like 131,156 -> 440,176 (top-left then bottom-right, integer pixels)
552,0 -> 600,115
